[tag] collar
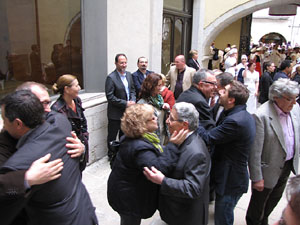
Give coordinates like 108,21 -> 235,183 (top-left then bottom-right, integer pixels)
177,66 -> 186,74
223,104 -> 247,116
117,70 -> 126,77
273,102 -> 290,117
53,96 -> 66,111
193,86 -> 209,102
16,122 -> 48,149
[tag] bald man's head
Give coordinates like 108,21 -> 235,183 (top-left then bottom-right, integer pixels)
174,55 -> 186,71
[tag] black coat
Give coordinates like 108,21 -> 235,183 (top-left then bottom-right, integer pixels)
259,71 -> 273,104
292,73 -> 300,105
198,105 -> 256,196
51,96 -> 89,171
105,70 -> 136,120
0,113 -> 97,225
107,136 -> 179,219
159,132 -> 211,225
187,59 -> 200,71
177,85 -> 215,130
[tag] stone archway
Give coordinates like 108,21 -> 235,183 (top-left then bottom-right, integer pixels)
200,0 -> 300,66
259,32 -> 287,45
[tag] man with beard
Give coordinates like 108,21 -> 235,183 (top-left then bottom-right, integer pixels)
132,56 -> 153,97
198,80 -> 256,225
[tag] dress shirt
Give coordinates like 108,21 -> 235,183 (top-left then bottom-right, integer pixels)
174,69 -> 185,99
274,103 -> 295,161
118,71 -> 129,100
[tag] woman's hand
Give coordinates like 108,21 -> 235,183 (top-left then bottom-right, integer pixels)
169,129 -> 188,145
66,132 -> 85,158
162,103 -> 170,110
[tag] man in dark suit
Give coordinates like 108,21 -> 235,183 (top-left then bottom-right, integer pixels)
273,60 -> 292,81
0,90 -> 97,225
187,49 -> 200,71
198,80 -> 256,225
132,56 -> 153,97
144,102 -> 211,225
105,53 -> 136,160
177,69 -> 216,130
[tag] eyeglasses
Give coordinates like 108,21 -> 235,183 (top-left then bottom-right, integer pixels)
41,100 -> 51,106
281,95 -> 299,102
202,80 -> 217,86
168,115 -> 183,122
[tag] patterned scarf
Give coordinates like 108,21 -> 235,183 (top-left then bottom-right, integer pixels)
142,132 -> 163,153
148,94 -> 164,110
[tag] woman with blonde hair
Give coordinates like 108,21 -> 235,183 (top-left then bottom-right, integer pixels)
107,104 -> 186,225
51,74 -> 88,171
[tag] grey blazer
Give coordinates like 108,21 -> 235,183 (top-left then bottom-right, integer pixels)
249,101 -> 300,189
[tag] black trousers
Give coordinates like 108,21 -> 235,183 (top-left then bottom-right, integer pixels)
107,119 -> 123,159
120,214 -> 141,225
246,159 -> 292,225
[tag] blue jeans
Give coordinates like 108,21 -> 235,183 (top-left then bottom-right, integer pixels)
214,193 -> 242,225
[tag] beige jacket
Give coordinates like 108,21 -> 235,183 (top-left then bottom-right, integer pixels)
166,65 -> 196,92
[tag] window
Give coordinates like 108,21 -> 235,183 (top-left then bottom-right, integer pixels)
161,0 -> 193,75
0,0 -> 82,97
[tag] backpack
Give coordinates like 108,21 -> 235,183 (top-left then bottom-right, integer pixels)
213,49 -> 219,60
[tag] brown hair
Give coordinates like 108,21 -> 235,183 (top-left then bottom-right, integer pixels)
52,74 -> 77,95
121,104 -> 154,138
139,73 -> 162,99
228,80 -> 249,105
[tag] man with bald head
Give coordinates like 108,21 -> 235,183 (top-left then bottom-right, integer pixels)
166,55 -> 196,99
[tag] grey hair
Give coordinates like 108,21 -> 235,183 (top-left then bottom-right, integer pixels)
173,102 -> 199,131
269,78 -> 300,101
192,69 -> 213,84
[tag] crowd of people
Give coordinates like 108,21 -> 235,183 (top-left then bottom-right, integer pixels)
1,44 -> 300,225
105,50 -> 300,225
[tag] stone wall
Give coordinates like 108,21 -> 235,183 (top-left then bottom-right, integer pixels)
81,93 -> 108,164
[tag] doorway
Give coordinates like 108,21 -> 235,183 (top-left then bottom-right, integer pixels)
161,0 -> 193,75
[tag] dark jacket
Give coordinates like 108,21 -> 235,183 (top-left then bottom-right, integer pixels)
51,96 -> 89,171
292,73 -> 300,105
0,113 -> 97,225
107,136 -> 179,219
198,105 -> 256,196
132,69 -> 153,97
259,71 -> 273,104
105,70 -> 136,120
177,85 -> 215,130
187,59 -> 200,71
273,71 -> 288,81
159,132 -> 211,225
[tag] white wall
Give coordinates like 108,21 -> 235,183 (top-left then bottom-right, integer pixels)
107,0 -> 163,74
251,8 -> 300,45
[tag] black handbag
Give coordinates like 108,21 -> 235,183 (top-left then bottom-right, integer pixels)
109,140 -> 120,168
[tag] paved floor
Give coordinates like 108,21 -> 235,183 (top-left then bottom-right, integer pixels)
82,157 -> 287,225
